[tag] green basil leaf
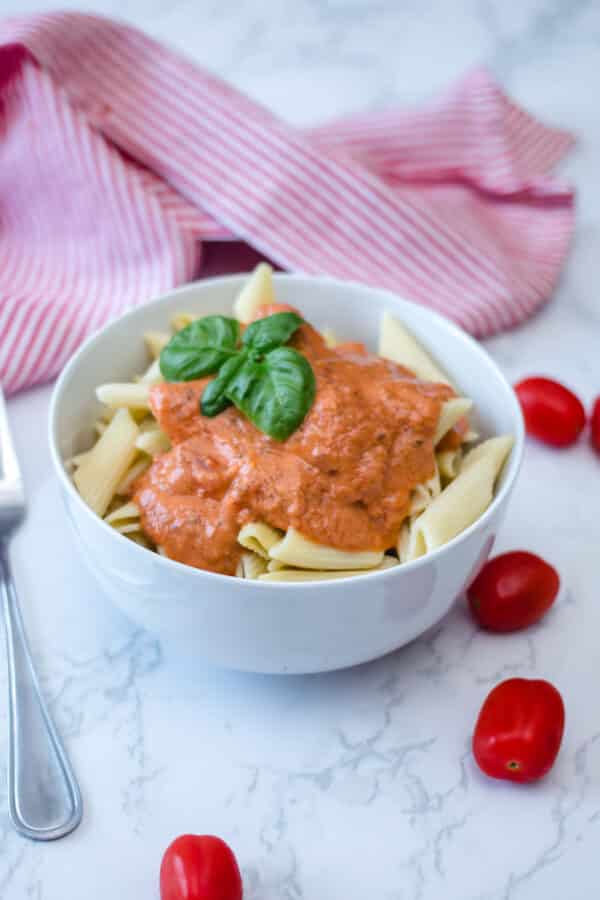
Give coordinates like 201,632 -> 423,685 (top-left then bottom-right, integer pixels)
242,312 -> 304,355
200,352 -> 247,417
225,346 -> 316,441
160,316 -> 240,381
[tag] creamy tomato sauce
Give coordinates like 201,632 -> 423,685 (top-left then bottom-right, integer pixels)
133,318 -> 453,574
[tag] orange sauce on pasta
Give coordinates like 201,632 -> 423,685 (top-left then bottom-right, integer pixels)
133,312 -> 453,574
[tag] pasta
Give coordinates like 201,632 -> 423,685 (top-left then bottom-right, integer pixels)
379,311 -> 452,386
268,527 -> 383,571
116,457 -> 151,495
96,383 -> 151,410
322,328 -> 340,348
409,463 -> 441,516
139,358 -> 164,386
434,398 -> 473,445
73,408 -> 139,517
135,427 -> 170,457
258,555 -> 399,583
398,436 -> 513,562
105,500 -> 140,524
233,262 -> 275,323
236,551 -> 268,580
238,522 -> 283,558
437,448 -> 463,482
72,265 -> 514,581
171,312 -> 197,332
144,331 -> 170,359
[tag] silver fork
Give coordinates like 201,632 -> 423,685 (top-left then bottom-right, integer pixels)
0,386 -> 82,840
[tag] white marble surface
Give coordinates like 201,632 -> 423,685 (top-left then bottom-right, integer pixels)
2,1 -> 600,898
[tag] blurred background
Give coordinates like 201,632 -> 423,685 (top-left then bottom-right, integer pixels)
1,0 -> 595,337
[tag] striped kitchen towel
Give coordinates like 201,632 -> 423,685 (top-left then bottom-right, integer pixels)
0,12 -> 575,395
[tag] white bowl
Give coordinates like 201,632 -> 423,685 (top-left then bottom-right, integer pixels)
48,275 -> 524,674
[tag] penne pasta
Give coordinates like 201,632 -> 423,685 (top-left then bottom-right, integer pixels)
96,383 -> 151,410
73,409 -> 140,517
269,527 -> 383,571
266,558 -> 288,572
94,419 -> 107,438
135,427 -> 170,457
259,555 -> 398,582
379,311 -> 452,385
238,522 -> 283,558
437,448 -> 463,482
233,262 -> 276,323
139,358 -> 164,386
144,331 -> 171,359
458,434 -> 514,475
113,522 -> 143,535
236,551 -> 269,580
104,500 -> 140,524
409,462 -> 441,516
116,456 -> 151,495
67,450 -> 92,470
434,398 -> 473,445
399,436 -> 514,561
397,521 -> 412,564
171,312 -> 198,332
322,328 -> 340,348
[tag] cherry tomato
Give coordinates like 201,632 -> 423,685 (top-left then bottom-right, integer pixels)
160,835 -> 243,900
468,551 -> 559,632
473,678 -> 565,783
514,377 -> 585,447
591,397 -> 600,454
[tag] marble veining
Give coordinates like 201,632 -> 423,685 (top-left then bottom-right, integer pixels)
2,1 -> 600,898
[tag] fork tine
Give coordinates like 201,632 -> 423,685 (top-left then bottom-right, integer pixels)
0,386 -> 22,485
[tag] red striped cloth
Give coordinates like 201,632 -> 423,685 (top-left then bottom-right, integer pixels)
0,12 -> 575,395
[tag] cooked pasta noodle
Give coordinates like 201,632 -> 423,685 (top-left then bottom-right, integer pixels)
434,398 -> 473,445
236,551 -> 269,580
238,522 -> 283,558
259,555 -> 399,582
104,500 -> 140,524
233,262 -> 275,323
409,462 -> 441,516
96,383 -> 151,410
379,311 -> 452,385
139,358 -> 164,386
144,331 -> 170,359
171,312 -> 197,332
135,427 -> 170,457
322,328 -> 340,348
437,448 -> 463,482
268,527 -> 383,571
116,457 -> 151,495
398,436 -> 513,561
73,408 -> 139,517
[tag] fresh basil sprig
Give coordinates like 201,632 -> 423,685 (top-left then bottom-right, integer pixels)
160,312 -> 316,441
159,316 -> 240,381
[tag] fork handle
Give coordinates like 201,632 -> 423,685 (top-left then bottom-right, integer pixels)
0,543 -> 82,840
